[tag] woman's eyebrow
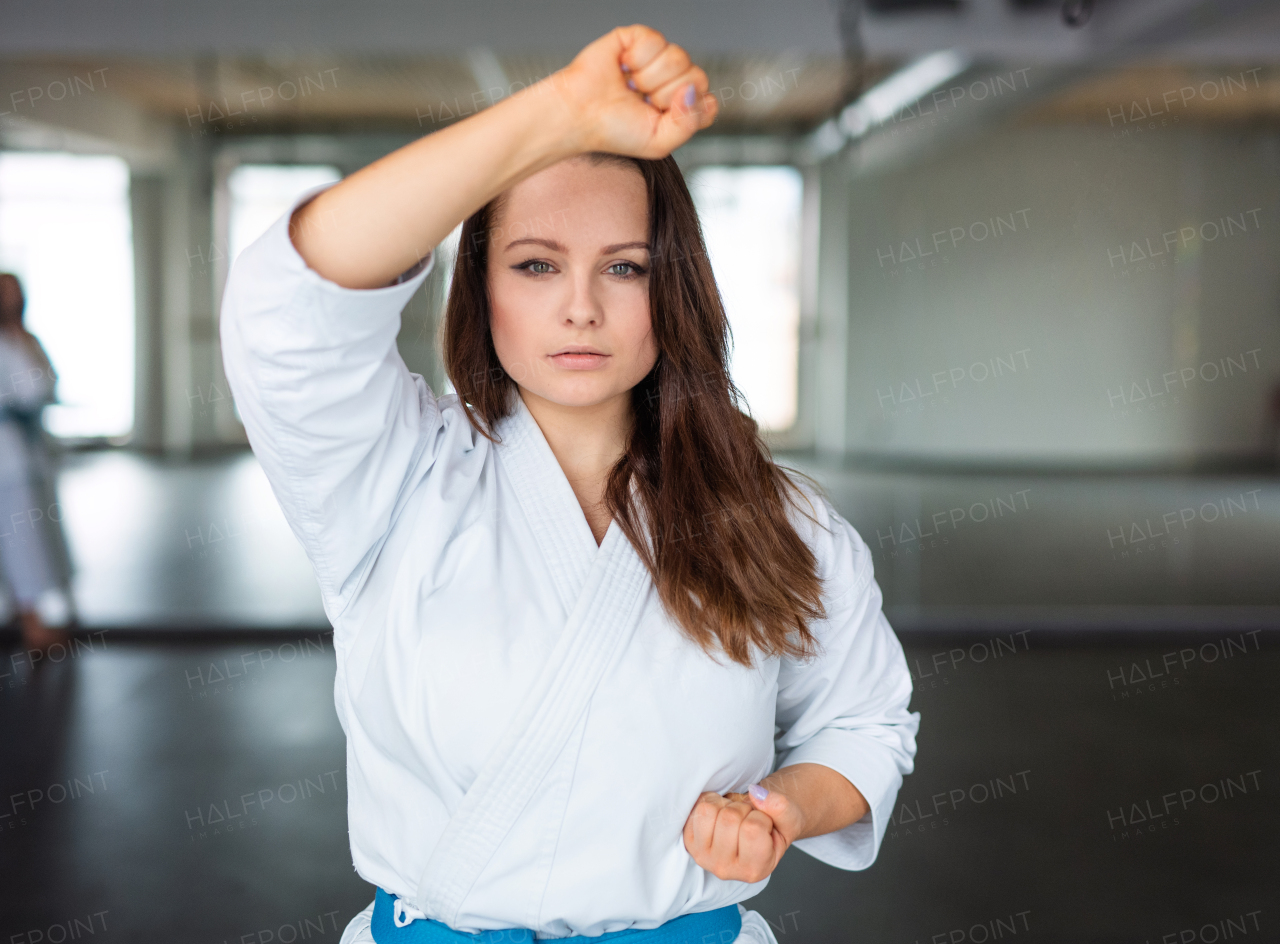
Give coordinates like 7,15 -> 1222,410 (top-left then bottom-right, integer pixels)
503,237 -> 650,254
505,236 -> 568,253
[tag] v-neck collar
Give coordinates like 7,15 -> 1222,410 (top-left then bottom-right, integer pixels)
492,391 -> 617,614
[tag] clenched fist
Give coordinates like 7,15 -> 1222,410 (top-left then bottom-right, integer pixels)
682,784 -> 805,884
554,25 -> 720,159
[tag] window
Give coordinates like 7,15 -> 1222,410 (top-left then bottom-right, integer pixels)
0,152 -> 135,439
687,165 -> 803,431
222,164 -> 343,426
226,164 -> 342,266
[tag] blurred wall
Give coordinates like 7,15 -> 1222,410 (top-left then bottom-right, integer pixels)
8,49 -> 1280,467
833,121 -> 1280,466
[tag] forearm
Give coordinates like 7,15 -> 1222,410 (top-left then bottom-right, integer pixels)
761,762 -> 869,841
288,25 -> 717,288
291,76 -> 584,289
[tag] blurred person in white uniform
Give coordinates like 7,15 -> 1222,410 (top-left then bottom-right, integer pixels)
221,25 -> 918,944
0,272 -> 76,653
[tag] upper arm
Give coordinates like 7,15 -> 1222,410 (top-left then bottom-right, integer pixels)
774,500 -> 917,761
219,183 -> 443,620
772,487 -> 919,869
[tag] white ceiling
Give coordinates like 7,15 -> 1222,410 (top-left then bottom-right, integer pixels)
1,0 -> 1277,60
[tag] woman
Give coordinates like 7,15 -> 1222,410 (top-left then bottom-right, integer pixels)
221,25 -> 918,944
0,272 -> 76,654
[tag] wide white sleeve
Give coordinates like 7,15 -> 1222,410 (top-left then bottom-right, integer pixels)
219,182 -> 438,622
773,491 -> 919,871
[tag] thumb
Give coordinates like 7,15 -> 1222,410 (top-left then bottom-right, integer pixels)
745,782 -> 798,836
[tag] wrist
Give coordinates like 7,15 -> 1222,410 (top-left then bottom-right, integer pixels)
757,774 -> 810,842
761,763 -> 868,840
502,69 -> 593,166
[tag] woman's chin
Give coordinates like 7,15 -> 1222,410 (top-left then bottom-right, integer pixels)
519,380 -> 628,412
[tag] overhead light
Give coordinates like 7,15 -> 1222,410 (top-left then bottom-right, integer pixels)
838,50 -> 971,138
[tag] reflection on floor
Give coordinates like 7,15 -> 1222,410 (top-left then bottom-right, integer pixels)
56,450 -> 327,630
1,633 -> 1274,944
785,456 -> 1280,628
46,449 -> 1280,631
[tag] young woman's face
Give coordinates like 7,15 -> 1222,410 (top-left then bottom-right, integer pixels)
487,158 -> 657,411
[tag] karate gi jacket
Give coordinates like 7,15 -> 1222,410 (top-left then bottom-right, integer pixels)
219,183 -> 919,938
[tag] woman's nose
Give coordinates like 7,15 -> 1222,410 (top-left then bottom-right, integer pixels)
562,275 -> 603,327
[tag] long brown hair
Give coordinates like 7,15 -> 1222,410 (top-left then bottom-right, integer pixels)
443,154 -> 825,667
0,273 -> 25,328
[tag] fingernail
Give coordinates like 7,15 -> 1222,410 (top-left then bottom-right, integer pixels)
627,78 -> 637,91
683,85 -> 696,108
747,783 -> 769,801
621,63 -> 631,73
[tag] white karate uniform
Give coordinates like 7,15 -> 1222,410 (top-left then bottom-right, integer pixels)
220,183 -> 919,943
0,331 -> 74,625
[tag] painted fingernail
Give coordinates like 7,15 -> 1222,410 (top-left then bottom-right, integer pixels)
621,63 -> 631,73
627,78 -> 637,91
683,84 -> 697,108
747,783 -> 769,801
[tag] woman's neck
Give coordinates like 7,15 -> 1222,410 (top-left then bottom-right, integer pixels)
518,385 -> 631,544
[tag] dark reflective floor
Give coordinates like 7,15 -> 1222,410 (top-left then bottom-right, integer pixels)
786,457 -> 1280,620
5,451 -> 1276,942
0,636 -> 363,943
57,451 -> 327,630
2,632 -> 1275,944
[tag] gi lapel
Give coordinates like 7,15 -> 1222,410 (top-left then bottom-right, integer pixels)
412,395 -> 653,925
487,392 -> 599,613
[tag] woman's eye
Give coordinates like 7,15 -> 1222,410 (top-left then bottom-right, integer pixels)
513,259 -> 555,275
608,263 -> 641,277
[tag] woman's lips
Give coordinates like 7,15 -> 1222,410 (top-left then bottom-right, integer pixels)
549,352 -> 609,369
